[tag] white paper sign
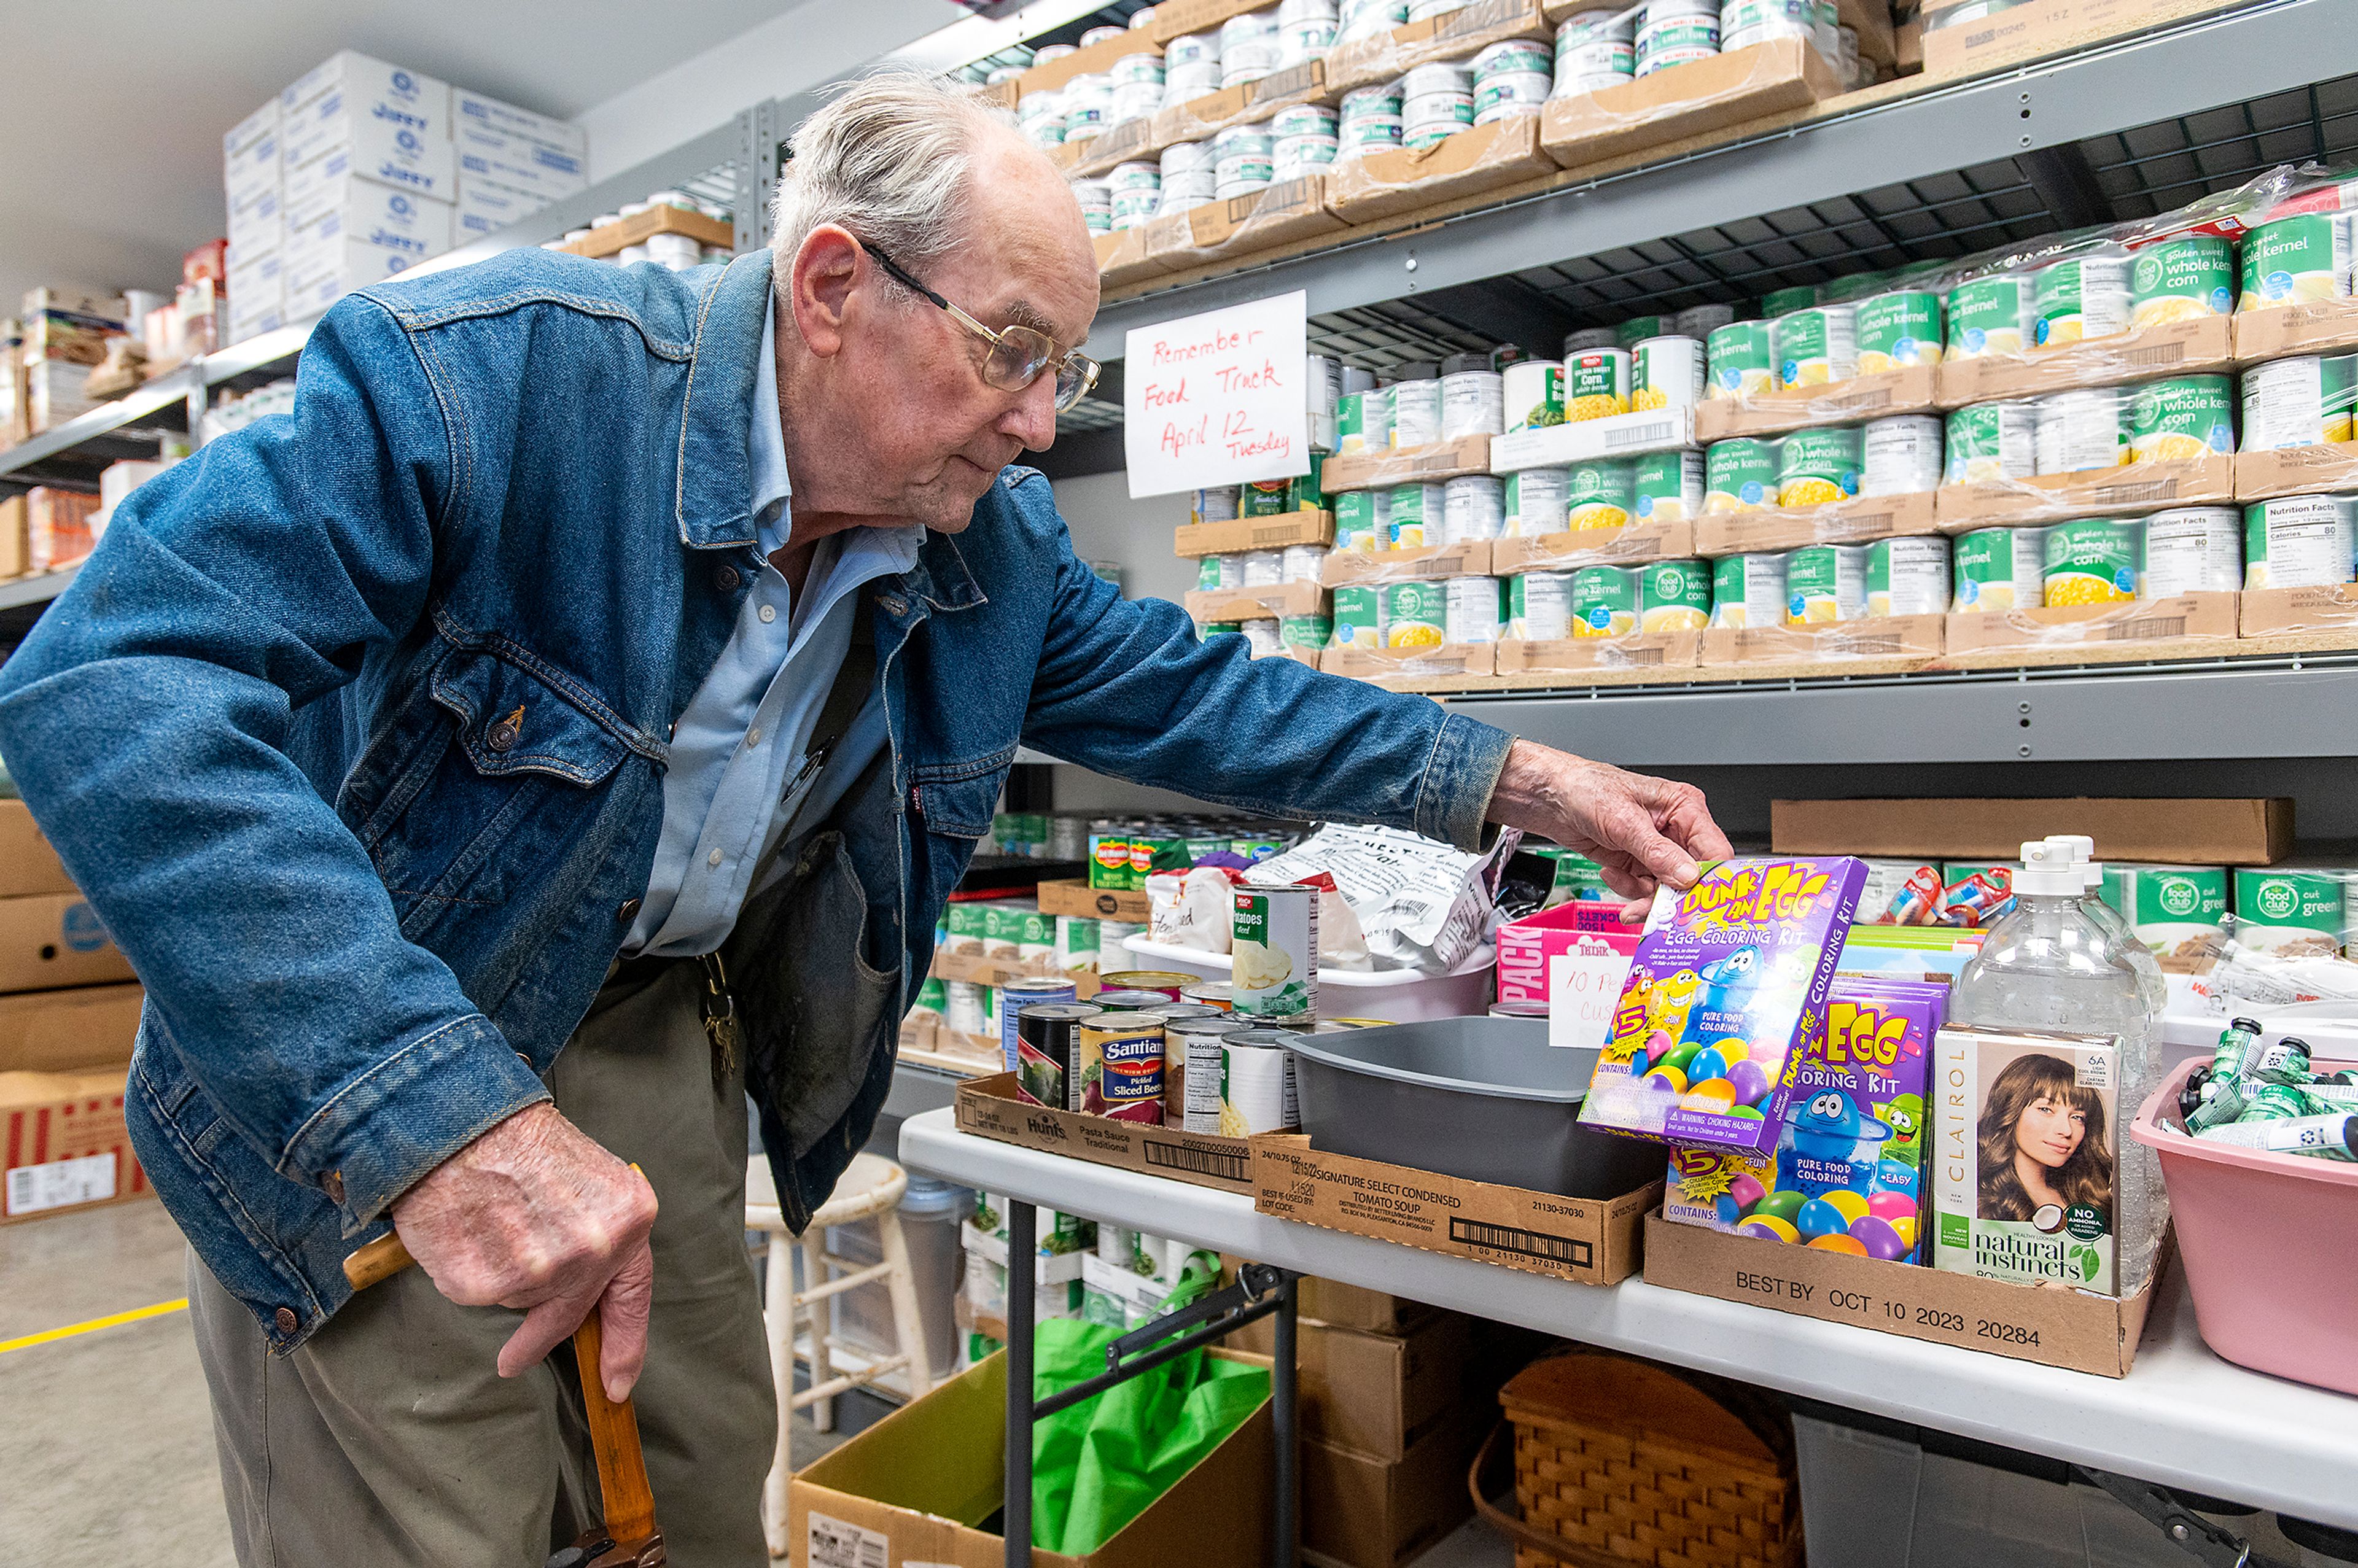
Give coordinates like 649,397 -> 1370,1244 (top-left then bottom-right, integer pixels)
1124,290 -> 1310,498
1548,949 -> 1635,1052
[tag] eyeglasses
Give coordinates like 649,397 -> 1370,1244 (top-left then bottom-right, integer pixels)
861,241 -> 1101,414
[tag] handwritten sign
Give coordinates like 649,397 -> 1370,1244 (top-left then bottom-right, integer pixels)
1549,947 -> 1636,1052
1123,291 -> 1310,499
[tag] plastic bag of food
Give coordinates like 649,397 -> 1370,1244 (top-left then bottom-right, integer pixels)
1146,864 -> 1241,953
1244,823 -> 1521,974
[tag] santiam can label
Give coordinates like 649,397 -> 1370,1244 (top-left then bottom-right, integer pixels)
1945,400 -> 2037,484
1706,320 -> 1775,398
1785,543 -> 1867,623
1776,427 -> 1862,507
2042,518 -> 2144,605
1444,575 -> 1504,642
1504,360 -> 1565,431
2243,494 -> 2358,590
1950,525 -> 2046,611
1633,449 -> 1706,521
1509,570 -> 1574,638
2240,355 -> 2358,451
1861,414 -> 1942,497
2126,375 -> 2234,463
1945,273 -> 2034,359
1565,349 -> 1632,421
1631,336 -> 1704,411
1333,488 -> 1390,551
1383,580 -> 1447,646
2035,387 -> 2131,475
1866,536 -> 1950,617
1505,467 -> 1571,535
1773,304 -> 1857,389
1710,553 -> 1787,627
1567,459 -> 1636,529
1638,557 -> 1711,632
1705,438 -> 1778,511
2130,235 -> 2234,328
1234,883 -> 1318,1023
2142,507 -> 2241,596
1331,584 -> 1385,646
2240,212 -> 2356,311
1571,565 -> 1639,637
2034,252 -> 2132,346
1077,1015 -> 1167,1122
1854,290 -> 1944,372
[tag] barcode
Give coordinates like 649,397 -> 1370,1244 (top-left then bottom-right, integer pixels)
2094,479 -> 2178,503
1449,1217 -> 1592,1266
1617,645 -> 1667,666
807,1512 -> 889,1568
1605,422 -> 1679,451
2104,616 -> 2186,641
2125,342 -> 2185,366
1827,515 -> 1894,540
4,1169 -> 28,1214
1145,1139 -> 1250,1181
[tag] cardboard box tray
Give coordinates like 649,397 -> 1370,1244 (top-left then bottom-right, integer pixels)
1490,518 -> 1694,572
1938,592 -> 2238,657
1692,491 -> 1938,557
1320,434 -> 1493,493
1541,39 -> 1841,173
1691,363 -> 1940,441
1318,540 -> 1492,586
955,1072 -> 1258,1196
1934,455 -> 2234,527
1934,316 -> 2233,407
1037,879 -> 1153,923
1769,795 -> 2293,864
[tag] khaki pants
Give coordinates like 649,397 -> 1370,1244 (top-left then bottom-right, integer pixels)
190,963 -> 777,1566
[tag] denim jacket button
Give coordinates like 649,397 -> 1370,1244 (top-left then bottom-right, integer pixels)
715,565 -> 741,592
274,1306 -> 300,1336
617,898 -> 642,925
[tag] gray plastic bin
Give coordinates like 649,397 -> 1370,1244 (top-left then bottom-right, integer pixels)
1285,1015 -> 1665,1198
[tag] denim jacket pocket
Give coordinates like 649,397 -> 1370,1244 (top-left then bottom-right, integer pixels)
910,751 -> 1015,840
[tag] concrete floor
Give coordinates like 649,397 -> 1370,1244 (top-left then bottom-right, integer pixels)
0,1197 -> 856,1567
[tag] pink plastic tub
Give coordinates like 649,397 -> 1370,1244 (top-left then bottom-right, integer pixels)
2130,1052 -> 2358,1394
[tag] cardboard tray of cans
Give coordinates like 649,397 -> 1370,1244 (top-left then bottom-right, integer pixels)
1700,613 -> 1947,667
2238,584 -> 2358,639
1092,227 -> 1177,286
1692,492 -> 1940,557
1035,877 -> 1151,923
1692,365 -> 1941,442
1936,592 -> 2241,666
1150,58 -> 1331,150
1919,0 -> 2248,83
1144,174 -> 1345,269
1174,509 -> 1334,556
1185,581 -> 1329,622
1640,1213 -> 2160,1377
1251,1132 -> 1656,1287
558,205 -> 734,259
1494,632 -> 1702,675
1320,433 -> 1492,492
1319,540 -> 1492,586
1321,642 -> 1499,684
1933,455 -> 2235,527
2233,443 -> 2358,503
1541,39 -> 1843,174
1321,0 -> 1552,95
1328,117 -> 1557,227
1490,519 -> 1696,573
1934,316 -> 2234,407
1067,112 -> 1166,181
954,1071 -> 1260,1197
2234,295 -> 2358,363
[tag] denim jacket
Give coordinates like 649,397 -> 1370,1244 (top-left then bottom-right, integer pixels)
0,247 -> 1515,1348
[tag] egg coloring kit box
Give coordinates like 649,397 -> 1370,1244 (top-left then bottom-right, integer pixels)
1665,974 -> 1945,1263
1932,1026 -> 2122,1295
1581,856 -> 1869,1154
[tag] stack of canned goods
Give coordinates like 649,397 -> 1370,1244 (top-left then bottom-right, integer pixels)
1221,8 -> 1283,89
1163,28 -> 1224,106
1271,103 -> 1340,179
1277,0 -> 1340,65
1940,373 -> 2236,487
1552,9 -> 1636,96
1499,450 -> 1710,534
1506,558 -> 1714,638
1107,160 -> 1161,231
1698,538 -> 1955,625
1212,123 -> 1276,200
1158,140 -> 1216,216
1070,176 -> 1113,235
1085,818 -> 1300,890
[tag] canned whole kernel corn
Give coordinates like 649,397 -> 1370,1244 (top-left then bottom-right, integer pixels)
1638,558 -> 1711,632
1503,360 -> 1565,430
1565,349 -> 1632,421
2130,234 -> 2234,328
1566,459 -> 1636,529
1633,449 -> 1706,521
1631,336 -> 1704,411
1786,543 -> 1867,623
2241,355 -> 2358,450
1383,580 -> 1447,645
2240,211 -> 2356,310
1950,525 -> 2047,611
1331,584 -> 1384,647
1505,467 -> 1571,535
1773,304 -> 1858,388
1945,401 -> 2037,483
1706,320 -> 1775,400
1333,488 -> 1390,551
1197,554 -> 1239,591
2034,252 -> 2132,346
1854,290 -> 1944,372
1861,414 -> 1943,497
1509,570 -> 1574,638
2127,375 -> 2235,462
2035,387 -> 2130,475
1443,475 -> 1504,542
1444,575 -> 1504,642
1706,438 -> 1779,511
1390,378 -> 1442,448
1866,536 -> 1951,616
1337,386 -> 1392,452
2142,507 -> 2242,595
1710,553 -> 1788,627
1441,366 -> 1506,438
1945,273 -> 2035,359
2243,494 -> 2358,589
1387,481 -> 1444,547
1776,427 -> 1862,507
2042,518 -> 2144,605
1239,477 -> 1291,516
1571,565 -> 1640,636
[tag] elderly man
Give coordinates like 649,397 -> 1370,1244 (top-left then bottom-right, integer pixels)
0,73 -> 1726,1564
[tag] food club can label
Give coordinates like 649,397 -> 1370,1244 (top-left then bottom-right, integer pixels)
2126,375 -> 2233,462
2033,252 -> 2131,346
1945,401 -> 2036,483
1633,449 -> 1706,521
1509,570 -> 1574,638
1865,536 -> 1950,617
1638,558 -> 1711,632
2239,212 -> 2356,310
1383,580 -> 1447,645
1950,525 -> 2046,611
1785,543 -> 1867,623
1773,304 -> 1857,388
2041,518 -> 2144,605
1710,553 -> 1787,627
1331,583 -> 1384,646
2130,235 -> 2233,327
1566,459 -> 1635,529
1705,438 -> 1778,511
1854,290 -> 1944,372
1337,386 -> 1392,452
1776,427 -> 1862,507
2105,864 -> 2228,958
1233,883 -> 1318,1023
1505,466 -> 1571,535
1945,273 -> 2034,359
1571,565 -> 1638,636
1706,320 -> 1774,400
2035,387 -> 2130,475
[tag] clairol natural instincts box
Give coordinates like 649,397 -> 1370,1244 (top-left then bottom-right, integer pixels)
1932,1026 -> 2122,1295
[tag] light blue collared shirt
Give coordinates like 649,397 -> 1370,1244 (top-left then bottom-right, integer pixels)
624,291 -> 922,958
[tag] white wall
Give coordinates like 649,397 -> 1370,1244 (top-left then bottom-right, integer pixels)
1051,469 -> 1197,609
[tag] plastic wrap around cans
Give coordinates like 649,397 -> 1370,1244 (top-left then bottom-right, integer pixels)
1854,290 -> 1945,372
1279,18 -> 1338,64
2143,507 -> 2243,595
1554,11 -> 1636,94
2042,518 -> 2144,605
1443,474 -> 1505,541
1638,558 -> 1711,632
1705,438 -> 1778,511
1950,525 -> 2047,612
1197,553 -> 1243,591
1945,273 -> 2035,359
1444,575 -> 1505,642
2127,375 -> 2235,463
1503,360 -> 1565,432
1391,378 -> 1443,448
1710,553 -> 1788,627
2243,494 -> 2358,589
1773,303 -> 1857,389
1274,134 -> 1339,179
1333,488 -> 1390,550
1866,536 -> 1951,617
1776,427 -> 1862,507
1635,0 -> 1720,75
1631,336 -> 1704,411
1108,160 -> 1162,193
1571,565 -> 1640,636
1508,570 -> 1575,639
1331,583 -> 1385,647
1504,467 -> 1571,536
1282,543 -> 1329,583
2241,355 -> 2358,451
1633,449 -> 1706,522
1240,548 -> 1284,586
1336,386 -> 1393,454
1383,580 -> 1446,645
2240,212 -> 2356,311
1566,458 -> 1636,530
2034,387 -> 2130,475
1706,320 -> 1774,400
1441,368 -> 1506,438
1944,400 -> 2036,484
1786,543 -> 1869,623
2131,234 -> 2233,328
1240,618 -> 1283,658
1387,481 -> 1445,547
2033,252 -> 2132,347
1861,414 -> 1943,497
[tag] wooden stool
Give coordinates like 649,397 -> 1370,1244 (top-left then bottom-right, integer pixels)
746,1151 -> 936,1558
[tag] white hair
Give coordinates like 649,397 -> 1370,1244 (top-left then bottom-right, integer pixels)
768,72 -> 1024,287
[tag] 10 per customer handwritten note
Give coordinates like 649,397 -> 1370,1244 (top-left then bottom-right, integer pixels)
1124,291 -> 1310,499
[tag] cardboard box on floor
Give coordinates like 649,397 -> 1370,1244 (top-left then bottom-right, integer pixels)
1301,1402 -> 1496,1568
2,1029 -> 147,1226
0,799 -> 77,899
1294,1276 -> 1442,1337
0,892 -> 137,994
790,1349 -> 1274,1568
1768,795 -> 2294,864
0,981 -> 142,1073
1229,1307 -> 1475,1459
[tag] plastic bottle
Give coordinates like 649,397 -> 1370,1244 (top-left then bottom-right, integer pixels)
1951,840 -> 2166,1295
2044,834 -> 2168,1017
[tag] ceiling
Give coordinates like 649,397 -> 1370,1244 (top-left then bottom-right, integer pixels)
0,0 -> 822,312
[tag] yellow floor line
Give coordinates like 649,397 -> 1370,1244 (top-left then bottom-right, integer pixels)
0,1297 -> 189,1355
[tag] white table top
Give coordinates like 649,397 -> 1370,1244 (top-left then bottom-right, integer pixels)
901,1108 -> 2358,1530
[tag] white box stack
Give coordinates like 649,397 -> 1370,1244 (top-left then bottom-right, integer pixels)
224,103 -> 285,344
450,88 -> 588,242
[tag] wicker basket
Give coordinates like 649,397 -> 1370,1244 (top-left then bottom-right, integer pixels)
1468,1349 -> 1801,1568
